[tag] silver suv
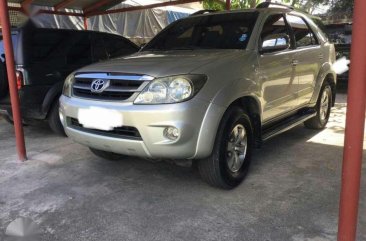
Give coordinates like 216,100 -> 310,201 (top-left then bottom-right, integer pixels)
59,4 -> 336,189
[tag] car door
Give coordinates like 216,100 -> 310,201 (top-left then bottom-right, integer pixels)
258,14 -> 298,121
286,14 -> 322,106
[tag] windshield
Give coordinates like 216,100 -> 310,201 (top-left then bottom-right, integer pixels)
0,34 -> 18,62
143,12 -> 259,51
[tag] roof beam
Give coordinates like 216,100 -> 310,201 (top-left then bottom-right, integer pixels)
7,6 -> 25,13
87,0 -> 200,17
54,0 -> 76,10
83,0 -> 114,14
37,9 -> 84,17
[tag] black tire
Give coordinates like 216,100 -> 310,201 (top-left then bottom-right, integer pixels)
0,62 -> 9,98
304,82 -> 332,130
198,106 -> 253,189
48,99 -> 66,136
89,148 -> 126,161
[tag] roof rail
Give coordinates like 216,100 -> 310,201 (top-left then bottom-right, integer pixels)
191,10 -> 218,16
256,2 -> 294,10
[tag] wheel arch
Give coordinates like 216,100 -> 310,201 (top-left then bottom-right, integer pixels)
41,81 -> 63,117
227,96 -> 262,146
311,63 -> 337,107
324,73 -> 336,107
194,94 -> 262,159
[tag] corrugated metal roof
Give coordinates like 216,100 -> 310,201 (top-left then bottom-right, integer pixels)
7,0 -> 124,11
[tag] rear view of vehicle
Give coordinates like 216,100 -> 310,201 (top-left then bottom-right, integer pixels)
0,21 -> 139,135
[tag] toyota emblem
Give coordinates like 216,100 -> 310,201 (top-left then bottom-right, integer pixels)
90,79 -> 110,93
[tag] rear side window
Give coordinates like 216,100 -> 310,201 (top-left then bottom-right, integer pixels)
30,31 -> 67,63
103,35 -> 137,58
286,15 -> 318,48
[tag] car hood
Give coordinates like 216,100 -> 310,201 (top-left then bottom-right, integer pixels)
76,50 -> 245,77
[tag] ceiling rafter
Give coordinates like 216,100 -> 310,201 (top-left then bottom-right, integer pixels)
54,0 -> 76,10
83,0 -> 114,14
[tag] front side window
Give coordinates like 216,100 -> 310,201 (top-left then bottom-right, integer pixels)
259,14 -> 292,50
286,15 -> 318,48
143,12 -> 259,51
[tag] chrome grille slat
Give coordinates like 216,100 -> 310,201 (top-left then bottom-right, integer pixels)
72,73 -> 153,101
75,73 -> 154,81
73,83 -> 139,92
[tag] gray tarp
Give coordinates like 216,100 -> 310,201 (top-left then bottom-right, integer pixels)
30,0 -> 199,44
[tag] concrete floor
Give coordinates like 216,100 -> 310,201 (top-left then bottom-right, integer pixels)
0,94 -> 365,241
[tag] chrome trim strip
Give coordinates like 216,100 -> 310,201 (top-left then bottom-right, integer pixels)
73,84 -> 139,93
75,73 -> 154,81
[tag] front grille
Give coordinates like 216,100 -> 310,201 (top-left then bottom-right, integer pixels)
72,73 -> 153,101
68,117 -> 142,140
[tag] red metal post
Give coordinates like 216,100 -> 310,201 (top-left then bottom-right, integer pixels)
83,17 -> 88,30
226,0 -> 231,10
0,0 -> 27,161
337,0 -> 366,240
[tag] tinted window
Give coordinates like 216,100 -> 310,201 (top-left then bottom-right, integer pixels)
92,34 -> 108,61
30,31 -> 68,63
67,33 -> 92,65
144,12 -> 259,51
287,15 -> 318,47
103,35 -> 137,58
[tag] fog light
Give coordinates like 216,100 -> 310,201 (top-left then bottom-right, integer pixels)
164,127 -> 180,140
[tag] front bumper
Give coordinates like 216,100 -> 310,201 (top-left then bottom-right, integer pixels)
59,96 -> 225,159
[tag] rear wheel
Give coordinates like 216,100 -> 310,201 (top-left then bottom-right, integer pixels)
0,62 -> 8,97
48,99 -> 66,136
89,148 -> 127,161
198,106 -> 253,189
304,82 -> 332,129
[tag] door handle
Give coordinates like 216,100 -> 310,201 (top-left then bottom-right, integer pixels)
291,60 -> 299,66
318,54 -> 324,59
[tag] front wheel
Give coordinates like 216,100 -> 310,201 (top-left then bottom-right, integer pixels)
304,82 -> 332,130
198,106 -> 253,189
48,99 -> 66,136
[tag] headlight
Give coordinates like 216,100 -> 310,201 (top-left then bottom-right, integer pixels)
62,74 -> 74,97
134,75 -> 206,104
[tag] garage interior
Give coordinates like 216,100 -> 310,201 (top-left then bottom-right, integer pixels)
0,0 -> 365,240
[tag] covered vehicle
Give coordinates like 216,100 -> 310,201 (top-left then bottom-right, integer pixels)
0,22 -> 139,135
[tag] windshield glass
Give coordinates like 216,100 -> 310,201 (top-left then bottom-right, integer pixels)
143,12 -> 259,51
0,34 -> 18,62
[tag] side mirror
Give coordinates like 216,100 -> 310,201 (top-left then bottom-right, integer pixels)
260,33 -> 290,54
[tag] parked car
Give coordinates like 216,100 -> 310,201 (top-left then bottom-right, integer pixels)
59,3 -> 336,189
324,23 -> 352,91
0,22 -> 139,135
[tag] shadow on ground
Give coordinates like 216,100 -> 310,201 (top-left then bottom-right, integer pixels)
0,94 -> 365,241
